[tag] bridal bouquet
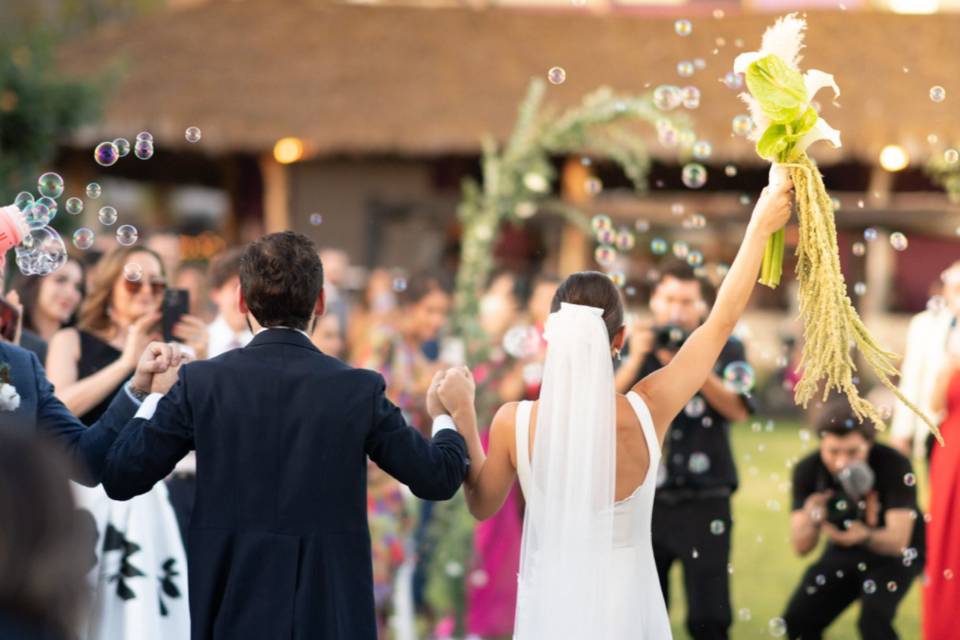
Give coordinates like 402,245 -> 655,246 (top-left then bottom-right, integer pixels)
736,14 -> 941,442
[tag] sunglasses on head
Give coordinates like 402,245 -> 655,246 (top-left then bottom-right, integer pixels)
123,278 -> 166,296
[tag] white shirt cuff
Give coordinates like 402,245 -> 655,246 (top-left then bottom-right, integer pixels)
432,414 -> 456,437
135,393 -> 164,420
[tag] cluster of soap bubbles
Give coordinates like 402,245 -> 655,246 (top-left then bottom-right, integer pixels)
13,175 -> 68,276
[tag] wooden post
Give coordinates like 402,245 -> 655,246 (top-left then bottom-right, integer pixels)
259,153 -> 290,233
558,156 -> 590,275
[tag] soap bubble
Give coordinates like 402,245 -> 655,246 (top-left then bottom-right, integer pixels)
653,85 -> 682,111
609,271 -> 626,288
692,140 -> 712,160
596,228 -> 616,245
37,172 -> 64,199
591,214 -> 613,233
887,581 -> 898,592
14,191 -> 34,211
681,86 -> 700,109
687,250 -> 704,267
710,520 -> 725,535
768,618 -> 787,637
732,114 -> 754,136
547,66 -> 566,84
650,238 -> 668,255
503,325 -> 541,358
65,197 -> 84,215
113,137 -> 131,157
672,241 -> 690,259
37,196 -> 57,219
723,71 -> 744,90
688,452 -> 711,474
723,361 -> 755,393
890,232 -> 908,251
136,131 -> 153,143
123,262 -> 143,282
94,141 -> 120,167
677,61 -> 695,78
185,126 -> 202,143
615,229 -> 636,251
682,163 -> 708,189
86,182 -> 102,199
392,277 -> 408,292
674,19 -> 692,36
854,282 -> 867,296
863,580 -> 877,594
930,86 -> 946,103
904,473 -> 916,487
17,227 -> 67,276
864,227 -> 878,241
23,202 -> 52,229
72,227 -> 95,250
115,224 -> 138,246
595,245 -> 618,267
724,164 -> 738,177
585,177 -> 603,195
946,149 -> 960,164
738,609 -> 752,622
309,213 -> 323,226
635,219 -> 649,233
134,140 -> 154,160
98,206 -> 118,226
852,241 -> 866,256
685,396 -> 706,418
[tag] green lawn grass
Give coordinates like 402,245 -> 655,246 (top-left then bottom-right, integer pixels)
666,420 -> 925,639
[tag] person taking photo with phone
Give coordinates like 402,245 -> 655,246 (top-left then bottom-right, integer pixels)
45,245 -> 209,640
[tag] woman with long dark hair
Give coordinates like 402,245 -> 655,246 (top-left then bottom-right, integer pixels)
8,258 -> 85,363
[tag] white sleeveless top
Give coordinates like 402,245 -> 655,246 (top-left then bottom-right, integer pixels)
513,391 -> 672,639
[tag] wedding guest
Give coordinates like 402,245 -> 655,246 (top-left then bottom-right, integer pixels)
614,259 -> 751,640
922,324 -> 960,640
467,271 -> 527,639
0,430 -> 90,640
176,261 -> 214,323
348,268 -> 397,366
891,262 -> 960,462
520,274 -> 560,398
45,246 -> 203,639
8,257 -> 85,363
146,231 -> 181,283
319,248 -> 351,341
311,313 -> 344,358
206,248 -> 253,358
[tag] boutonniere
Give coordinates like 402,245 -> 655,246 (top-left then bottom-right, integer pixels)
0,363 -> 21,412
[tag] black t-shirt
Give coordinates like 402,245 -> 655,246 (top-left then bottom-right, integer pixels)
627,336 -> 753,494
791,444 -> 925,558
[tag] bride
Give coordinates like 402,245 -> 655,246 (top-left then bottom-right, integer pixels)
435,176 -> 793,638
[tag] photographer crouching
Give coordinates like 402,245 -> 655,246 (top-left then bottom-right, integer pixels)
783,400 -> 925,640
616,261 -> 752,639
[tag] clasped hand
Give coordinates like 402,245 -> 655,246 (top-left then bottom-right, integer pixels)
131,342 -> 194,396
426,365 -> 476,419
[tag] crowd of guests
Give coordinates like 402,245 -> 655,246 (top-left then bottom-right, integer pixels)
0,231 -> 956,640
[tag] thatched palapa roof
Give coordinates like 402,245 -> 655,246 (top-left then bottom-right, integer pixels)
58,1 -> 960,164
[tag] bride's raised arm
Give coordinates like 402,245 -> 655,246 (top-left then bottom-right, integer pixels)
632,177 -> 794,445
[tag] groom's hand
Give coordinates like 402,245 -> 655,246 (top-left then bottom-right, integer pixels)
426,370 -> 447,419
150,343 -> 193,395
437,366 -> 476,418
131,342 -> 178,395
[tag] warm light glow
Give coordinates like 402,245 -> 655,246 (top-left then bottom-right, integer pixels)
273,137 -> 304,164
889,0 -> 939,13
879,145 -> 909,172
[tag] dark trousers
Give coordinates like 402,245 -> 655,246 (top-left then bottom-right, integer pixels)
783,547 -> 920,639
165,474 -> 196,551
653,496 -> 733,640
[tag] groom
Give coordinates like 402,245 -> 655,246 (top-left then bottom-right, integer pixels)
102,231 -> 473,640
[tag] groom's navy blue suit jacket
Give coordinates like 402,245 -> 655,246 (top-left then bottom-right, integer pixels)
102,328 -> 469,640
0,341 -> 137,484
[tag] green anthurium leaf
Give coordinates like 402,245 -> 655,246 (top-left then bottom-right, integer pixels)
792,106 -> 819,137
745,54 -> 809,124
756,123 -> 790,161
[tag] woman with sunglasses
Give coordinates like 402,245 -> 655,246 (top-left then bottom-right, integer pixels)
46,245 -> 205,640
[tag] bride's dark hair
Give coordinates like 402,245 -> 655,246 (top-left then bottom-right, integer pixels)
550,271 -> 625,343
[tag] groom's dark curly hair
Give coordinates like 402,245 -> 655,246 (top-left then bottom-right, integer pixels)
239,231 -> 324,330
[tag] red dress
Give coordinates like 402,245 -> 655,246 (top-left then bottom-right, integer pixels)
924,371 -> 960,640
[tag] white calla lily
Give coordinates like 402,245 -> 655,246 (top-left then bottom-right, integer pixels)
797,117 -> 842,153
803,69 -> 840,102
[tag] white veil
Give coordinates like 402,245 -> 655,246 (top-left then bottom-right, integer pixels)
514,302 -> 617,639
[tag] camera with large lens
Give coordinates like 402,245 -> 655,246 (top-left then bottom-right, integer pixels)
826,461 -> 875,530
653,324 -> 690,352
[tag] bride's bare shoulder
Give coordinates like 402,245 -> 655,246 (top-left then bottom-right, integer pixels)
491,401 -> 521,431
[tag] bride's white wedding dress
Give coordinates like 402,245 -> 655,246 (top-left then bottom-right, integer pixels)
510,302 -> 672,639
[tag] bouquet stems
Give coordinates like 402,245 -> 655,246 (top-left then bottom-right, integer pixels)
759,228 -> 785,288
